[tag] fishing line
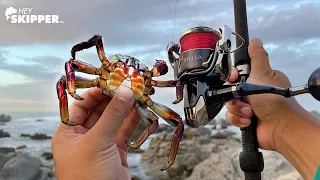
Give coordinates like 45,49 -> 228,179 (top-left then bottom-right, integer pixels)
173,0 -> 178,41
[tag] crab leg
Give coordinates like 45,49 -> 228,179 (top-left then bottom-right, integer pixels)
146,100 -> 184,171
127,106 -> 159,149
149,80 -> 177,87
71,35 -> 111,66
65,59 -> 101,100
147,80 -> 183,104
56,76 -> 99,126
173,81 -> 183,104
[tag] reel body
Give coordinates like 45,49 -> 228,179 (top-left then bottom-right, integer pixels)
167,25 -> 320,128
167,25 -> 234,127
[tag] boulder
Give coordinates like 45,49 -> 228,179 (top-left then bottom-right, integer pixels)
0,148 -> 15,154
0,130 -> 10,138
41,152 -> 53,160
276,170 -> 303,180
0,115 -> 11,123
186,148 -> 301,180
0,153 -> 10,170
1,153 -> 41,180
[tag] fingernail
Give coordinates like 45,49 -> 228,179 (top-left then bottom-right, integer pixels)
240,118 -> 251,125
254,38 -> 264,48
117,86 -> 134,103
240,107 -> 252,116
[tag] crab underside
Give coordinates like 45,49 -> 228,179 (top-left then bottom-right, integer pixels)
56,35 -> 185,171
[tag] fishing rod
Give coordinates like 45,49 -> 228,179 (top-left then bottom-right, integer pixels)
233,1 -> 264,179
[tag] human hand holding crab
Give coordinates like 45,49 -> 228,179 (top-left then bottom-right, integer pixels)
51,86 -> 141,180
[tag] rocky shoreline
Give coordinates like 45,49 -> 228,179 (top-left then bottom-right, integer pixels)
0,114 -> 306,180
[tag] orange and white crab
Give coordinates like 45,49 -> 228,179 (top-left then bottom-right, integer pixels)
56,35 -> 184,171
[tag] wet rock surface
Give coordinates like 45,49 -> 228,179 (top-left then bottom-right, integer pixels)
0,147 -> 15,154
0,130 -> 10,138
41,152 -> 53,160
0,115 -> 11,123
20,133 -> 52,140
0,153 -> 55,180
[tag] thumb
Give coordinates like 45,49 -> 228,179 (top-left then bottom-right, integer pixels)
89,86 -> 134,140
248,38 -> 273,78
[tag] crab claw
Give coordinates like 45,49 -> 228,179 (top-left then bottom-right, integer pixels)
152,60 -> 168,77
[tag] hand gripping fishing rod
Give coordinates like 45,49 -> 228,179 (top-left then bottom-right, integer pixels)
233,0 -> 264,179
166,1 -> 320,179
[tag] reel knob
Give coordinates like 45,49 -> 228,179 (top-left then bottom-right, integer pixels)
308,67 -> 320,101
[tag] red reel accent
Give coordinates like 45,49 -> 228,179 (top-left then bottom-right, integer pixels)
180,32 -> 220,53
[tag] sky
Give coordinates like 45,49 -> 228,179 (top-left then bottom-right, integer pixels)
0,0 -> 319,119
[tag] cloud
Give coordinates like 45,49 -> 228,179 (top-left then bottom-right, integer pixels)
249,4 -> 320,44
0,0 -> 319,114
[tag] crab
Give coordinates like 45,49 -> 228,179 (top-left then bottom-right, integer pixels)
56,35 -> 184,171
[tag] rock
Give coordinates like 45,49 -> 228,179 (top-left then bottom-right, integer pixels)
153,124 -> 174,134
0,115 -> 11,123
211,131 -> 236,139
16,145 -> 27,150
128,148 -> 144,153
141,133 -> 237,180
131,175 -> 142,180
187,147 -> 300,180
20,133 -> 31,137
183,127 -> 211,139
0,130 -> 10,138
276,170 -> 303,180
1,153 -> 41,180
0,153 -> 10,170
21,133 -> 52,140
36,119 -> 44,122
0,148 -> 15,154
36,167 -> 56,180
41,152 -> 53,160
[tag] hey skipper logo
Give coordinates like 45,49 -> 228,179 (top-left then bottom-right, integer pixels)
5,7 -> 64,23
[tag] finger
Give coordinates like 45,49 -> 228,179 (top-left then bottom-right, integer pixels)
89,86 -> 134,140
116,108 -> 141,151
69,87 -> 108,125
225,111 -> 251,128
229,66 -> 239,83
82,98 -> 111,129
225,99 -> 253,118
248,38 -> 273,78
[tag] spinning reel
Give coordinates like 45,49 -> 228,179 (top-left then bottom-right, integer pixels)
167,25 -> 320,128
